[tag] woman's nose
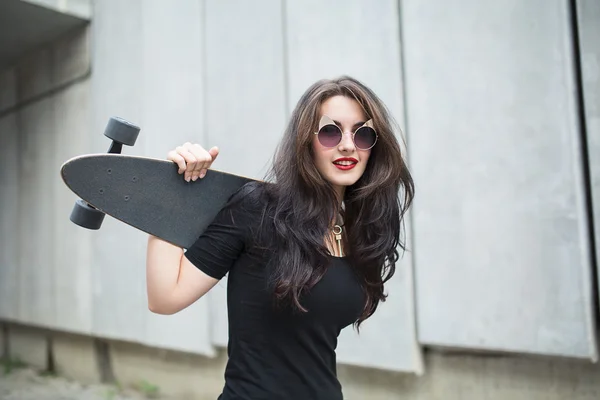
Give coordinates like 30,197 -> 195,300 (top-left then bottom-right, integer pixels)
338,131 -> 356,152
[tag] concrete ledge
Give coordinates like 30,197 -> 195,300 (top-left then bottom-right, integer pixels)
4,322 -> 600,399
52,331 -> 100,384
21,0 -> 92,20
7,324 -> 48,370
51,24 -> 90,90
0,24 -> 90,114
110,340 -> 228,399
16,25 -> 90,106
337,350 -> 600,400
0,0 -> 89,71
15,45 -> 53,105
0,67 -> 16,111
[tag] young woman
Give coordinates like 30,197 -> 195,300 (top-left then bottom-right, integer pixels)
146,76 -> 414,400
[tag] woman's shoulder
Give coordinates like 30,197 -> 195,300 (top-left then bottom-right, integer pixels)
226,181 -> 274,243
232,180 -> 268,201
228,180 -> 272,216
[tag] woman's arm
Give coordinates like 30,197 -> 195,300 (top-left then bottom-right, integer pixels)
146,142 -> 220,314
146,235 -> 218,314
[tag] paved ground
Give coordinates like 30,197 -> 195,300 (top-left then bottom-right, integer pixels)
0,366 -> 165,400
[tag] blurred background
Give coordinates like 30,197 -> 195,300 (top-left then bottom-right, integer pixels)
0,0 -> 599,399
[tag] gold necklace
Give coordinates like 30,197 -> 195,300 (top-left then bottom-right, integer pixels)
332,224 -> 343,257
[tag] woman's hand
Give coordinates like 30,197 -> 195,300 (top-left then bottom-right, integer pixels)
167,142 -> 219,182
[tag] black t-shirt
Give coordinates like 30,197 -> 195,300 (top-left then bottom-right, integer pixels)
184,182 -> 365,400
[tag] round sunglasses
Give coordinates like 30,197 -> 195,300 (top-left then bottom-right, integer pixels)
314,115 -> 378,150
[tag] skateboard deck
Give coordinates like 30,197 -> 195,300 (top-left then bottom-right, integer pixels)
61,153 -> 257,249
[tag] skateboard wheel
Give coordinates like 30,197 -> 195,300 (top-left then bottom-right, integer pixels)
104,117 -> 140,146
69,199 -> 106,230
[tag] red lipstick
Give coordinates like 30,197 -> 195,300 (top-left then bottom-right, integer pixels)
333,157 -> 358,171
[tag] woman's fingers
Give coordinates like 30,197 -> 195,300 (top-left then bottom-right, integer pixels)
167,150 -> 187,174
208,146 -> 220,163
183,144 -> 206,181
181,143 -> 199,180
199,146 -> 219,179
167,143 -> 218,182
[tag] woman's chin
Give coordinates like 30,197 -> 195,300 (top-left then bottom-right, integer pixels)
325,176 -> 361,189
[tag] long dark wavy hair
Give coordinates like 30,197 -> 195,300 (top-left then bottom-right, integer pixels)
258,76 -> 414,330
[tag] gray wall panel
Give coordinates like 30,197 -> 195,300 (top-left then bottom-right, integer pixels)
0,26 -> 91,332
575,0 -> 600,310
0,69 -> 19,322
403,0 -> 597,358
4,0 -> 596,373
203,0 -> 288,348
0,113 -> 19,321
53,79 -> 94,334
139,0 -> 213,356
285,0 -> 422,372
0,66 -> 16,111
17,98 -> 57,327
89,0 -> 147,342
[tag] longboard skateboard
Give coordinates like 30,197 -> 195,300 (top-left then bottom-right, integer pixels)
60,117 -> 257,249
61,154 -> 256,249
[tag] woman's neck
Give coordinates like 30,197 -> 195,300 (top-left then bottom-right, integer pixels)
333,185 -> 345,204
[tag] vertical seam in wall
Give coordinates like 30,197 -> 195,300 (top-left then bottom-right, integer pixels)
568,0 -> 599,360
49,44 -> 58,334
1,323 -> 7,358
46,334 -> 55,373
94,338 -> 115,383
280,0 -> 290,120
15,95 -> 23,323
201,0 -> 209,148
200,0 -> 218,350
396,0 -> 424,374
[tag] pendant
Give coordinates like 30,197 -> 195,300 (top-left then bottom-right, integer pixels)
333,225 -> 343,257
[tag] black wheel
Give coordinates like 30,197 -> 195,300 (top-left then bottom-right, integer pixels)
103,117 -> 140,146
69,199 -> 106,230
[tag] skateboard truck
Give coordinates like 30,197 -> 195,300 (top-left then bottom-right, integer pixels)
69,117 -> 140,230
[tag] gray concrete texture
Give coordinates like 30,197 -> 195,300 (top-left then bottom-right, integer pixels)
403,0 -> 597,360
21,0 -> 92,19
3,323 -> 600,399
576,0 -> 600,304
0,369 -> 146,400
0,25 -> 94,336
0,0 -> 89,69
1,0 -> 600,397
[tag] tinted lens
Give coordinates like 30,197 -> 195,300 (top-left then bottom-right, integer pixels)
354,126 -> 377,149
318,125 -> 341,147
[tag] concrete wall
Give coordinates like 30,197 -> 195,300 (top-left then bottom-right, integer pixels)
1,0 -> 600,398
0,0 -> 421,373
403,0 -> 597,360
0,0 -> 90,69
20,0 -> 92,19
3,322 -> 600,399
576,0 -> 600,308
0,24 -> 93,335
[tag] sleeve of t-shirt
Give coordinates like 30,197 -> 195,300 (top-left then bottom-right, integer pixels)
183,181 -> 262,280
